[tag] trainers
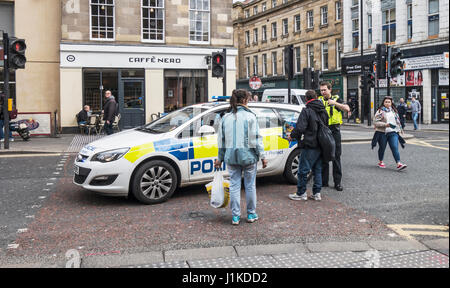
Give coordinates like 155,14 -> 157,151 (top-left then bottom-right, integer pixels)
377,161 -> 386,168
232,216 -> 240,225
310,193 -> 322,201
0,139 -> 3,142
10,138 -> 14,142
247,213 -> 259,223
289,193 -> 307,201
397,163 -> 407,171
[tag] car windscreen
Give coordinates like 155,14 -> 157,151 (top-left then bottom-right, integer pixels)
265,95 -> 285,103
139,107 -> 207,133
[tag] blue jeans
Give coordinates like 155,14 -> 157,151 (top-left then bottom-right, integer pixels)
297,149 -> 322,196
378,132 -> 401,163
0,120 -> 12,139
228,163 -> 257,218
412,112 -> 419,130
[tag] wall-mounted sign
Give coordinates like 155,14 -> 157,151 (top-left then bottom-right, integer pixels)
12,112 -> 51,136
439,70 -> 449,86
403,54 -> 446,70
405,70 -> 423,86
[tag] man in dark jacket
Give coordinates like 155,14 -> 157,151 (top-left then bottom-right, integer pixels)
288,90 -> 328,201
397,98 -> 407,129
76,105 -> 91,125
103,90 -> 117,135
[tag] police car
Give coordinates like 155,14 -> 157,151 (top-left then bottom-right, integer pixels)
73,100 -> 304,204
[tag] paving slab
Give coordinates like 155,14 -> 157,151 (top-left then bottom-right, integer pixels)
235,243 -> 307,257
164,246 -> 237,262
81,251 -> 164,268
306,241 -> 371,252
273,251 -> 368,268
421,238 -> 449,251
188,255 -> 282,268
368,240 -> 428,251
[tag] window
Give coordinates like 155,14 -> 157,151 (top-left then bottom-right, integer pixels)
336,38 -> 342,69
83,69 -> 120,112
294,15 -> 301,32
262,25 -> 267,41
321,6 -> 328,26
253,28 -> 258,43
272,0 -> 277,8
282,18 -> 288,35
282,0 -> 288,4
321,42 -> 328,71
142,0 -> 164,42
271,22 -> 277,38
253,6 -> 258,15
252,108 -> 280,130
246,57 -> 250,78
351,5 -> 359,50
368,13 -> 372,47
262,54 -> 267,77
90,0 -> 115,40
277,109 -> 300,128
407,4 -> 412,40
307,44 -> 314,68
272,51 -> 277,75
0,2 -> 14,36
382,8 -> 396,43
253,55 -> 258,76
295,47 -> 301,73
164,70 -> 207,112
336,1 -> 342,21
189,0 -> 210,43
245,31 -> 250,45
262,2 -> 267,12
245,9 -> 250,18
307,10 -> 314,29
428,0 -> 439,37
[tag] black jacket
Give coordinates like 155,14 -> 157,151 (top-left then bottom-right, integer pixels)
397,103 -> 407,115
103,96 -> 117,122
291,99 -> 329,149
77,109 -> 88,123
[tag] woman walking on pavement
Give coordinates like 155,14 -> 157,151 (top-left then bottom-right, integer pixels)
214,89 -> 267,226
373,96 -> 407,171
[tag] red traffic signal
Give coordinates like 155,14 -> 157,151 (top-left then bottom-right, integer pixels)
211,51 -> 225,78
8,38 -> 27,69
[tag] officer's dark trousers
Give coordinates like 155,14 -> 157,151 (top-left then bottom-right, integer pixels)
322,125 -> 342,186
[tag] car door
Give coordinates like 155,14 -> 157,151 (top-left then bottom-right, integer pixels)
188,108 -> 227,182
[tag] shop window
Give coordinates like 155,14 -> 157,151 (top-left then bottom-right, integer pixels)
90,0 -> 115,40
121,69 -> 145,78
164,70 -> 207,113
83,69 -> 119,112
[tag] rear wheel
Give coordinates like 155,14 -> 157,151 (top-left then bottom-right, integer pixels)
131,160 -> 178,204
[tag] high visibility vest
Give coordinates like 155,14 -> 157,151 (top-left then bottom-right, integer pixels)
319,95 -> 343,126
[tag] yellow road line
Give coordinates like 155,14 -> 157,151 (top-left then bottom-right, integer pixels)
407,139 -> 449,151
388,224 -> 449,240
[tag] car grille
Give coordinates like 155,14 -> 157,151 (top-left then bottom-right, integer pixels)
74,167 -> 91,184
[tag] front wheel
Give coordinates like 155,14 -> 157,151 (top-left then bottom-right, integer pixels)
131,160 -> 178,204
284,149 -> 313,185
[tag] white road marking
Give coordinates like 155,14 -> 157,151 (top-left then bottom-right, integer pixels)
17,228 -> 28,233
7,244 -> 19,249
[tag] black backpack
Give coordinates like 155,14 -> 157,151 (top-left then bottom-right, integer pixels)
316,114 -> 336,162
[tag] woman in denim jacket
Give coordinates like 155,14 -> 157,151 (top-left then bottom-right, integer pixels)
373,96 -> 407,171
214,89 -> 267,225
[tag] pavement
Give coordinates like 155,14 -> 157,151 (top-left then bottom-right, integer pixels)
343,122 -> 449,132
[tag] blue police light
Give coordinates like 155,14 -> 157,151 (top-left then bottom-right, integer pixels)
212,96 -> 231,101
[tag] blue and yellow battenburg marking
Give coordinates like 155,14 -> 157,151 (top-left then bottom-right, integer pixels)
123,127 -> 297,164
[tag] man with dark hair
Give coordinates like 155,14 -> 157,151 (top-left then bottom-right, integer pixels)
318,81 -> 350,192
288,90 -> 328,201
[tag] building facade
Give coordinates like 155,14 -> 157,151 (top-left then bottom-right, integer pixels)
233,0 -> 344,99
60,0 -> 236,131
342,0 -> 449,124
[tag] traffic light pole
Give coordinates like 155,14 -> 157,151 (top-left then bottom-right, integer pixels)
222,48 -> 227,97
2,32 -> 10,149
360,0 -> 364,124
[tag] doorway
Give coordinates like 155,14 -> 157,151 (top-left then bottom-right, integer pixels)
119,79 -> 145,129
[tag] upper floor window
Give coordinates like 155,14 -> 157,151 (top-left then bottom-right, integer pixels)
90,0 -> 115,40
428,0 -> 439,37
407,4 -> 412,40
271,22 -> 277,38
262,25 -> 267,41
335,1 -> 342,21
351,5 -> 359,50
307,10 -> 314,29
294,15 -> 301,32
262,2 -> 267,12
253,28 -> 258,43
245,9 -> 250,18
282,18 -> 289,35
282,0 -> 288,4
245,31 -> 250,45
321,6 -> 328,26
253,6 -> 258,15
262,54 -> 267,77
382,8 -> 396,43
189,0 -> 210,44
321,41 -> 328,71
368,13 -> 372,46
336,38 -> 342,69
142,0 -> 165,42
307,44 -> 314,68
272,0 -> 277,8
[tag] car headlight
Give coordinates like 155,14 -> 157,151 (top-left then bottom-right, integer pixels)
91,148 -> 130,163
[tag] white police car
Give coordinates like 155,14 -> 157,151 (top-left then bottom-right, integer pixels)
74,101 -> 304,204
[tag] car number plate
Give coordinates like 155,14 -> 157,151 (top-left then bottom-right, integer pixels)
74,165 -> 80,175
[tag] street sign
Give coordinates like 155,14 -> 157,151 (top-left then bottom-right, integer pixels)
249,75 -> 262,90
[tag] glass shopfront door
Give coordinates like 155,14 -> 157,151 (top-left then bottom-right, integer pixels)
119,79 -> 145,129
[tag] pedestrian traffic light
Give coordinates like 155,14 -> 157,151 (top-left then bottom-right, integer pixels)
376,44 -> 387,79
211,51 -> 225,78
359,73 -> 367,90
390,47 -> 404,77
284,45 -> 294,80
8,38 -> 27,69
367,72 -> 376,88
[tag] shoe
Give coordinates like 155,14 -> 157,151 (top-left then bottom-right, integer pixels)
247,213 -> 259,223
322,183 -> 329,187
232,216 -> 240,225
0,139 -> 3,142
377,161 -> 386,169
335,184 -> 343,191
310,193 -> 322,201
397,163 -> 407,171
289,193 -> 307,201
10,138 -> 14,142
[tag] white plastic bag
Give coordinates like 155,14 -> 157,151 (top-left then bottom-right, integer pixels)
209,171 -> 225,208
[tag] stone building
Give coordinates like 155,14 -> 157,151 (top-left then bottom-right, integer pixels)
233,0 -> 344,98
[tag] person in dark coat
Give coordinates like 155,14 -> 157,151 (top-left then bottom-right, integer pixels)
397,98 -> 407,129
103,90 -> 117,135
288,90 -> 329,201
76,105 -> 91,125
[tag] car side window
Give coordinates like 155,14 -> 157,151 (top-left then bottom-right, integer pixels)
277,109 -> 300,124
251,108 -> 281,129
200,109 -> 227,133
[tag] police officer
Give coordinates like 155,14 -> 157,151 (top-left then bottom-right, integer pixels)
318,81 -> 350,192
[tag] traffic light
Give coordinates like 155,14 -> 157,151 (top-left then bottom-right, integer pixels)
284,45 -> 294,80
211,51 -> 225,78
8,38 -> 27,69
376,44 -> 387,79
303,68 -> 312,89
310,69 -> 316,89
389,47 -> 404,77
359,72 -> 367,90
367,72 -> 376,88
313,70 -> 322,89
